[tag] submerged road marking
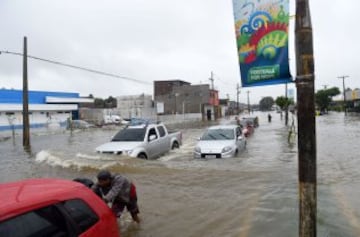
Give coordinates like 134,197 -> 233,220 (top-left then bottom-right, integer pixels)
332,187 -> 360,236
238,188 -> 262,237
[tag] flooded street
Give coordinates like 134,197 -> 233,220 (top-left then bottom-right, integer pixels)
1,112 -> 360,237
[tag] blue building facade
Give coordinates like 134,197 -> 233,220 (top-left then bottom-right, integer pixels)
0,89 -> 92,132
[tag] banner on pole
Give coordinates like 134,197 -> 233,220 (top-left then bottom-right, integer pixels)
232,0 -> 292,87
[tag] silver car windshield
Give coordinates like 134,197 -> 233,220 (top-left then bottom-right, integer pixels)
201,129 -> 234,140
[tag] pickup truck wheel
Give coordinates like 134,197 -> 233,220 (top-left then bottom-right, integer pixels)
137,153 -> 148,159
172,141 -> 179,149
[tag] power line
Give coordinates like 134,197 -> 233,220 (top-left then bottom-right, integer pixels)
0,50 -> 152,85
211,72 -> 237,87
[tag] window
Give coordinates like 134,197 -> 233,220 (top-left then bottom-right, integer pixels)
5,112 -> 15,116
112,128 -> 146,142
0,205 -> 70,237
63,199 -> 99,234
236,127 -> 242,137
157,126 -> 166,137
148,128 -> 158,141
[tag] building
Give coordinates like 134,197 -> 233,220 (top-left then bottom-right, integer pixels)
0,89 -> 93,132
116,94 -> 155,119
154,80 -> 220,120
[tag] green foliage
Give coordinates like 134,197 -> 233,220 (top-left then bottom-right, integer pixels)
315,87 -> 340,112
104,96 -> 117,108
259,96 -> 274,111
94,98 -> 104,108
275,96 -> 293,110
94,96 -> 117,108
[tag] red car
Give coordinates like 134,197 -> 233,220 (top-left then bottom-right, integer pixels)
0,178 -> 120,237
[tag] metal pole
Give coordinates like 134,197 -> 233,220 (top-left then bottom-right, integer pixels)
247,90 -> 250,114
295,1 -> 317,236
23,36 -> 30,148
236,84 -> 240,115
338,76 -> 349,115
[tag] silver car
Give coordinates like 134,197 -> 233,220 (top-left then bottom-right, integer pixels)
194,125 -> 246,159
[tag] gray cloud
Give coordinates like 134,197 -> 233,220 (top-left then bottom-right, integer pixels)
0,0 -> 358,104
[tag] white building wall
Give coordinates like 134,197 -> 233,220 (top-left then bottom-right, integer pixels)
116,94 -> 155,119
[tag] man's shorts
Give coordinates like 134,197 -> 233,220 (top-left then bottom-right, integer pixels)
112,183 -> 139,217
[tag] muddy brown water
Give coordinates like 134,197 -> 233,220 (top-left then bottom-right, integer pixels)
1,112 -> 360,237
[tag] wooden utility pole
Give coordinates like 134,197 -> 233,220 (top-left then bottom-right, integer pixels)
23,36 -> 30,148
338,75 -> 349,115
295,1 -> 317,236
285,83 -> 289,126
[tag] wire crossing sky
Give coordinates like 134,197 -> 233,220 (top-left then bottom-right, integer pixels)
0,50 -> 152,85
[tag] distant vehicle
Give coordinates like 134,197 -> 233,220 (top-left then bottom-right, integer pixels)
194,125 -> 246,159
0,178 -> 120,237
239,117 -> 259,128
103,115 -> 121,125
239,117 -> 258,137
70,119 -> 95,129
96,122 -> 182,159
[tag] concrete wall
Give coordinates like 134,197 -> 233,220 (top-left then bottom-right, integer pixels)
157,113 -> 202,124
155,84 -> 210,114
116,94 -> 154,119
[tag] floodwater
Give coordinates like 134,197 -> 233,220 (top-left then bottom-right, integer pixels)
1,112 -> 360,237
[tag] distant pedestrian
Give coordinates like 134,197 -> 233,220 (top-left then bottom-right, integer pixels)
92,170 -> 140,223
268,113 -> 272,123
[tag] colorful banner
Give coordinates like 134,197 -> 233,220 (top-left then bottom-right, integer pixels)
232,0 -> 292,87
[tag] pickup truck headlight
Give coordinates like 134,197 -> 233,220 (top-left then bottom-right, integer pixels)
194,146 -> 201,153
222,146 -> 232,153
125,150 -> 133,155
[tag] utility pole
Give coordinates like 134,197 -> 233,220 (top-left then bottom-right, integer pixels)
321,85 -> 328,90
246,90 -> 250,114
295,0 -> 317,236
285,83 -> 289,126
236,84 -> 240,115
23,36 -> 30,148
209,72 -> 216,119
338,76 -> 349,115
209,71 -> 214,90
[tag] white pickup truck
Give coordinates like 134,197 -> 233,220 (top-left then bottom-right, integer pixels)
96,122 -> 182,159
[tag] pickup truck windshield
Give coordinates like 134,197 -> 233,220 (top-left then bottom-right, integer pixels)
111,128 -> 146,142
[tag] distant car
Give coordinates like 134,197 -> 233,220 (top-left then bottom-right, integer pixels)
239,117 -> 259,128
70,120 -> 95,129
239,117 -> 258,137
0,178 -> 120,237
103,115 -> 122,125
194,125 -> 246,159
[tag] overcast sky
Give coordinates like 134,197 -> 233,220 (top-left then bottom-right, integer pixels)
0,0 -> 359,104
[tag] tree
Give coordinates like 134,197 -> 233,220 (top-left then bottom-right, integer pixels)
315,87 -> 340,112
94,98 -> 104,108
259,96 -> 274,111
104,96 -> 117,108
275,96 -> 293,110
